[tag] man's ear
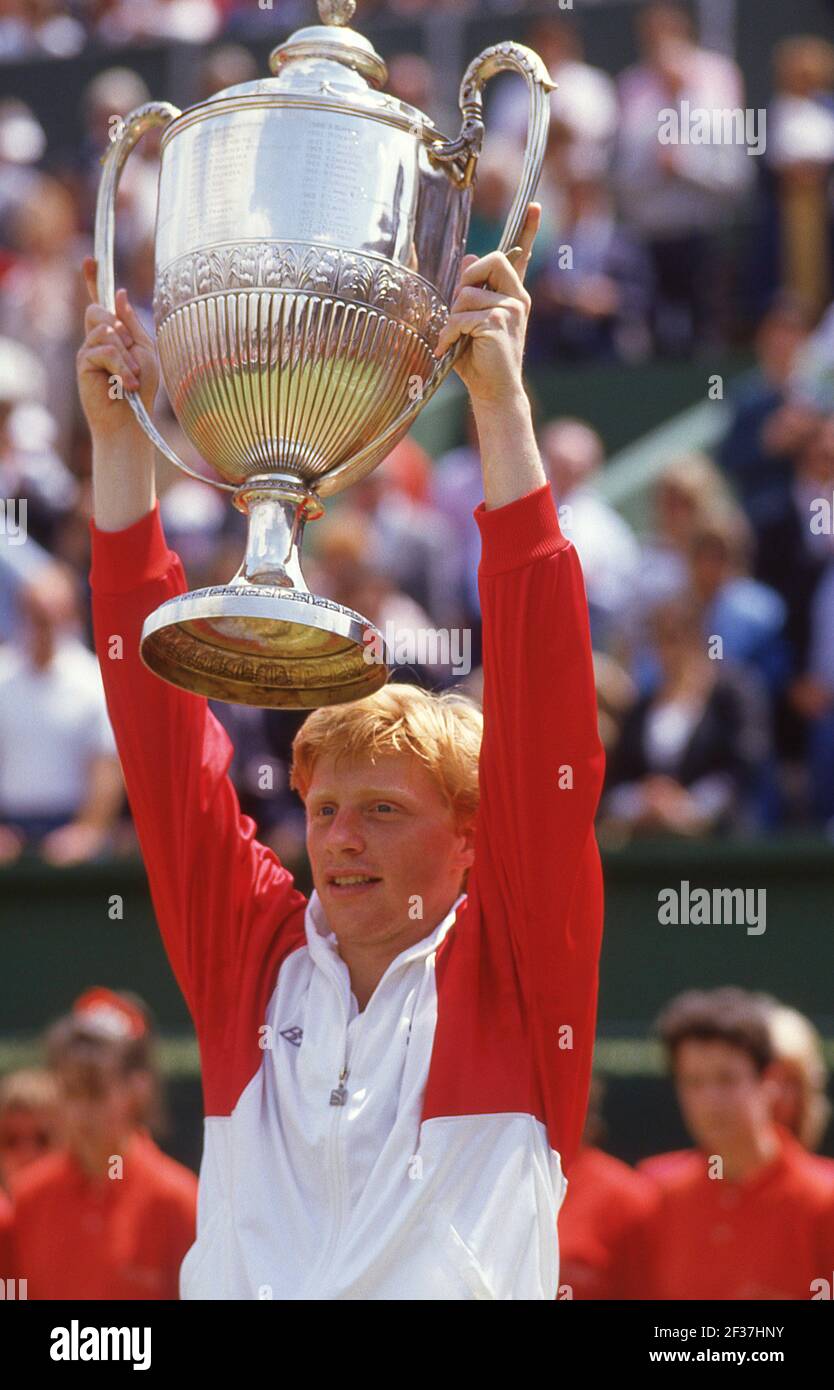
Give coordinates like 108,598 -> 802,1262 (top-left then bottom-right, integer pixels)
455,820 -> 477,871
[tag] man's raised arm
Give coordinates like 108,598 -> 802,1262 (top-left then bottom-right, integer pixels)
77,259 -> 306,1031
436,210 -> 606,1170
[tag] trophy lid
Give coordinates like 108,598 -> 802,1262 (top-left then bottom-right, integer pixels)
197,0 -> 436,136
270,0 -> 388,91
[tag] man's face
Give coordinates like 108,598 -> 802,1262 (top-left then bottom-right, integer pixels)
56,1061 -> 134,1157
674,1040 -> 771,1153
305,750 -> 474,949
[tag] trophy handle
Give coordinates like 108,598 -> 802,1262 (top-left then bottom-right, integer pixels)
93,101 -> 237,495
318,42 -> 555,497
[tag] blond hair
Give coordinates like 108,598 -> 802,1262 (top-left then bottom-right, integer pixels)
290,683 -> 483,830
0,1068 -> 59,1118
767,1003 -> 831,1151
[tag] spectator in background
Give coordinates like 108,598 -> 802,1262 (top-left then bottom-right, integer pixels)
639,988 -> 834,1300
0,1070 -> 60,1194
4,988 -> 197,1299
1,395 -> 79,551
0,99 -> 46,248
0,173 -> 86,458
717,293 -> 817,518
348,438 -> 463,631
754,417 -> 834,812
689,511 -> 790,697
757,38 -> 834,321
96,0 -> 222,47
196,42 -> 258,102
311,513 -> 444,688
387,51 -> 436,118
760,1000 -> 833,1168
527,172 -> 653,365
489,15 -> 618,186
558,1076 -> 658,1300
540,417 -> 641,650
73,68 -> 153,247
603,596 -> 770,839
0,0 -> 37,60
23,0 -> 86,58
431,407 -> 484,640
627,452 -> 737,670
0,563 -> 123,866
795,560 -> 834,827
642,997 -> 834,1184
616,1 -> 752,356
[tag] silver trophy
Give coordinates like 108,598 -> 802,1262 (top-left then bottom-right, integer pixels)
94,0 -> 554,707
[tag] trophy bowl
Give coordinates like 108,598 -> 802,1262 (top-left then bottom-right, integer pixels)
94,0 -> 554,708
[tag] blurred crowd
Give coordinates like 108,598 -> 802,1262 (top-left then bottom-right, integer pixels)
2,2 -> 834,871
1,981 -> 832,1298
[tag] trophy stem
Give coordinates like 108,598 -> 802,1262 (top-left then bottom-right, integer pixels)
231,475 -> 324,591
138,470 -> 390,709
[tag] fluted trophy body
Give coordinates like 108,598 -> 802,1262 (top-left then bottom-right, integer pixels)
93,0 -> 555,707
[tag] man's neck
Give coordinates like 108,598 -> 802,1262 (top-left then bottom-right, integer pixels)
336,903 -> 458,1012
72,1131 -> 133,1183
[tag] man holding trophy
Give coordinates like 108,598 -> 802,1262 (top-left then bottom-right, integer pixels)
76,1 -> 605,1299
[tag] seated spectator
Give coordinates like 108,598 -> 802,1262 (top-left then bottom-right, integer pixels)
349,439 -> 463,631
716,293 -> 817,517
627,452 -> 737,667
527,174 -> 653,365
754,418 -> 834,798
4,989 -> 197,1299
638,988 -> 834,1300
558,1078 -> 658,1300
0,563 -> 123,866
603,597 -> 771,838
540,417 -> 641,650
689,512 -> 790,696
0,1069 -> 60,1195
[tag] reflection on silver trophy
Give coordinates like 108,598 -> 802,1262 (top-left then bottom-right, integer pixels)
94,0 -> 554,708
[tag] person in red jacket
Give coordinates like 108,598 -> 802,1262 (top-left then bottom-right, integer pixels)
6,988 -> 197,1300
639,987 -> 834,1300
640,994 -> 834,1186
75,201 -> 606,1299
557,1079 -> 659,1300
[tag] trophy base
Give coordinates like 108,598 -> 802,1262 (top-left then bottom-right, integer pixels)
139,584 -> 389,709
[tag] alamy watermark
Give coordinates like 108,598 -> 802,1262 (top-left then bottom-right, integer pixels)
658,881 -> 766,935
0,498 -> 27,545
363,624 -> 472,678
658,101 -> 766,157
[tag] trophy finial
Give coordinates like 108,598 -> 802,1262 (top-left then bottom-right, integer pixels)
317,0 -> 356,25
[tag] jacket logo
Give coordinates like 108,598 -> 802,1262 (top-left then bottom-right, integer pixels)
280,1026 -> 303,1047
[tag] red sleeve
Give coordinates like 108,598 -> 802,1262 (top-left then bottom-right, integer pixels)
88,504 -> 307,1113
471,483 -> 606,1168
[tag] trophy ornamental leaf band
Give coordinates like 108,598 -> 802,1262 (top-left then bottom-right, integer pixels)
94,0 -> 554,709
